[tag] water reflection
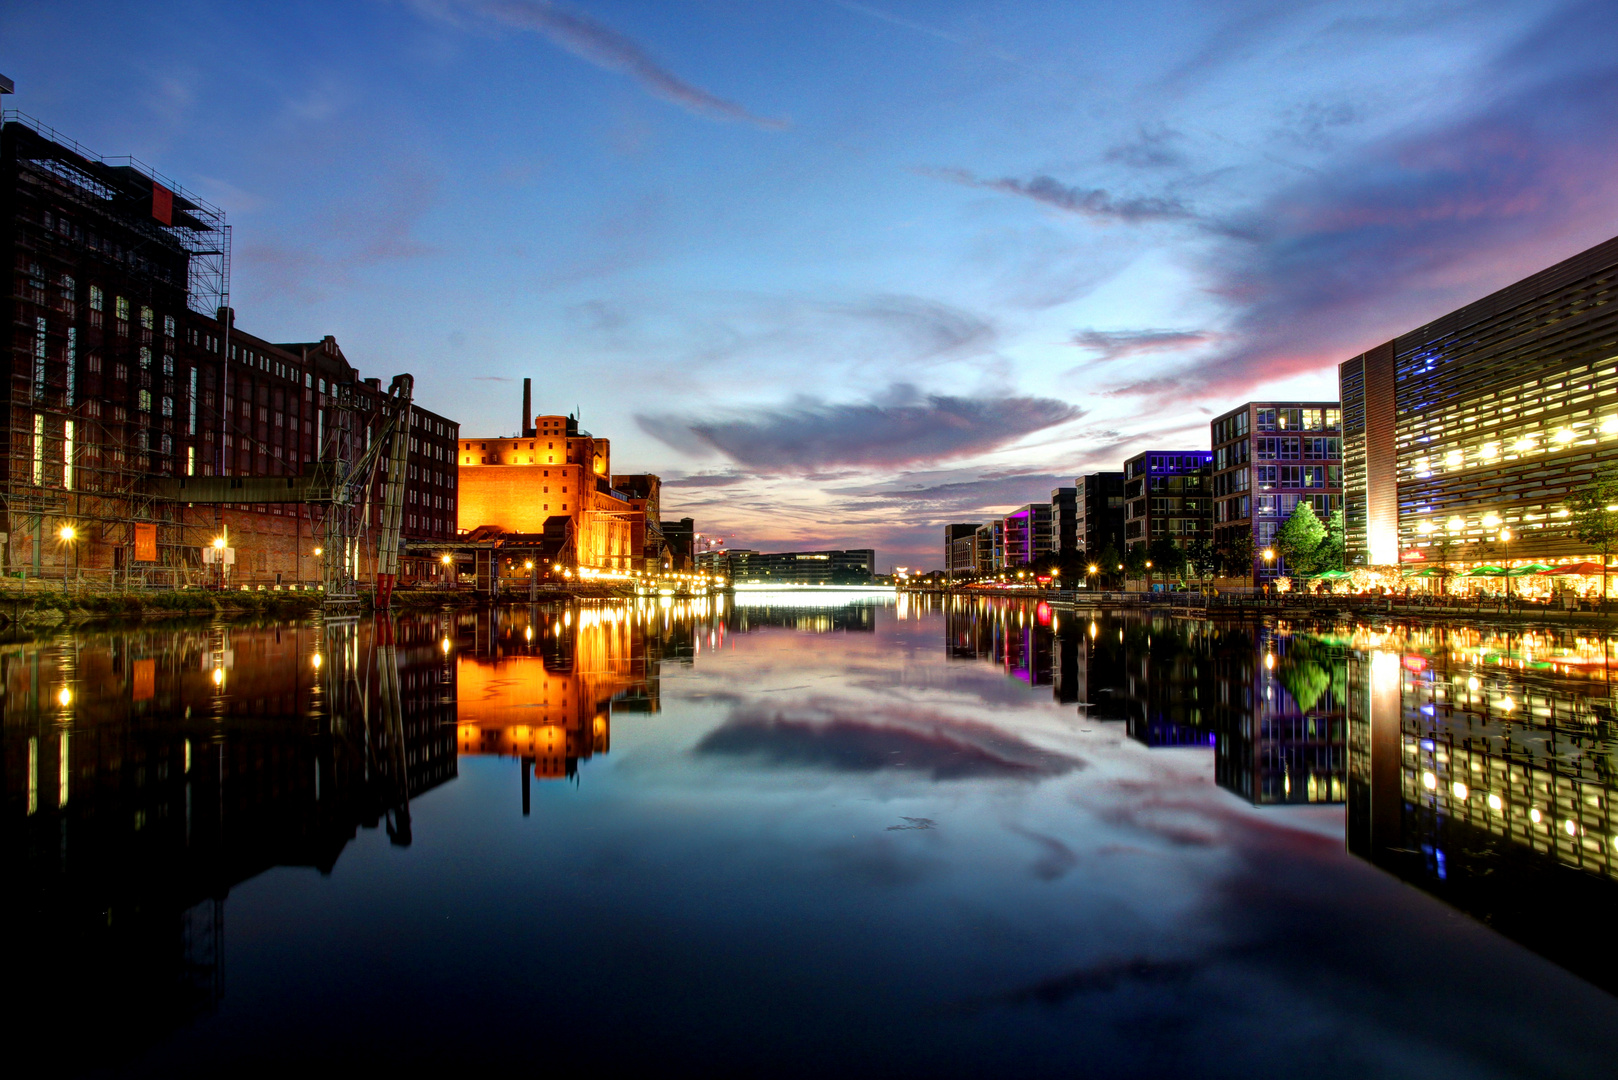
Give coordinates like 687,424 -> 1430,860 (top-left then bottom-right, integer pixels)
941,596 -> 1348,806
8,597 -> 1618,1073
1345,623 -> 1618,994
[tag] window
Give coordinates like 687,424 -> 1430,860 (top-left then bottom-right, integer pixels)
138,389 -> 152,412
161,396 -> 173,418
1256,408 -> 1277,431
1255,465 -> 1277,487
140,305 -> 153,330
164,314 -> 175,337
115,296 -> 129,321
163,353 -> 175,375
89,286 -> 104,312
139,346 -> 152,369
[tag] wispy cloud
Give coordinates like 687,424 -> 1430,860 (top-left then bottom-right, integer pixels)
471,0 -> 788,129
639,384 -> 1082,472
831,0 -> 1026,67
921,167 -> 1194,224
1069,328 -> 1214,362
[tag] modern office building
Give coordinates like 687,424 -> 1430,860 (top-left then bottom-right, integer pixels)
973,520 -> 1003,574
1050,487 -> 1077,554
700,548 -> 875,585
1121,451 -> 1213,553
1001,502 -> 1053,567
1074,471 -> 1125,559
944,523 -> 979,579
1210,402 -> 1342,581
1340,234 -> 1618,567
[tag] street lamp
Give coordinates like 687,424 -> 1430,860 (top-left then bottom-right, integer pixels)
57,524 -> 75,583
1500,526 -> 1513,602
1262,547 -> 1275,602
1145,559 -> 1153,594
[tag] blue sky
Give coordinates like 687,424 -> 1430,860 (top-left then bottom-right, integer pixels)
7,0 -> 1618,568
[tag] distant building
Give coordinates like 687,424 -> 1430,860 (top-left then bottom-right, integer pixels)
1050,487 -> 1077,555
1001,503 -> 1052,567
1340,234 -> 1618,568
944,523 -> 979,579
1122,451 -> 1213,553
1210,402 -> 1341,581
701,548 -> 875,585
1074,472 -> 1125,559
660,516 -> 695,571
973,520 -> 1003,574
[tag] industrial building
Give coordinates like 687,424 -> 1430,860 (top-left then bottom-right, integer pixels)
2,110 -> 456,591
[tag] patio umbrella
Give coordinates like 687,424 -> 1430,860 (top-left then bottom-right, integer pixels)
1537,561 -> 1608,575
1314,570 -> 1350,580
1466,565 -> 1506,577
1505,563 -> 1554,577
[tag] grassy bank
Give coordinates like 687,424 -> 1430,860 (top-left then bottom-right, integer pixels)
0,587 -> 324,626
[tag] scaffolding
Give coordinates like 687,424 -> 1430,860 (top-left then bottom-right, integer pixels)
3,110 -> 238,584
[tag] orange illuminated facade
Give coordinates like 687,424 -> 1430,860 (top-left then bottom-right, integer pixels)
456,413 -> 645,570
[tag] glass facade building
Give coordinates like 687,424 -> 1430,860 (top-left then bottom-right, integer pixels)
1210,402 -> 1342,580
1339,234 -> 1618,568
1122,450 -> 1213,551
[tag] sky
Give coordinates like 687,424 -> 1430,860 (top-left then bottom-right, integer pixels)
6,0 -> 1618,570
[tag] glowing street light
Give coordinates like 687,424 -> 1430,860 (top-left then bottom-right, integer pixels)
58,525 -> 75,541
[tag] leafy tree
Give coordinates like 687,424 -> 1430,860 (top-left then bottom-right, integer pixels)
1567,467 -> 1618,605
1096,541 -> 1122,588
1276,503 -> 1327,576
1125,541 -> 1149,582
1315,508 -> 1346,573
1219,532 -> 1255,583
1186,537 -> 1219,587
1149,537 -> 1185,584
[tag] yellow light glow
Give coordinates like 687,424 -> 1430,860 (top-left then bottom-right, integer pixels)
1262,548 -> 1274,561
441,638 -> 451,653
1604,416 -> 1618,434
1530,808 -> 1542,823
440,554 -> 452,565
1422,771 -> 1437,790
1452,781 -> 1468,800
313,547 -> 323,556
1444,449 -> 1463,468
58,525 -> 75,541
1088,564 -> 1098,574
1499,527 -> 1512,542
311,653 -> 323,670
1487,793 -> 1502,811
211,667 -> 224,686
56,687 -> 71,707
1513,436 -> 1534,453
1565,819 -> 1578,836
1555,427 -> 1576,445
1481,513 -> 1501,528
212,536 -> 226,549
1479,442 -> 1498,459
1447,516 -> 1465,532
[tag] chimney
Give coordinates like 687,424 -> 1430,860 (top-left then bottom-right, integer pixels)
522,378 -> 534,437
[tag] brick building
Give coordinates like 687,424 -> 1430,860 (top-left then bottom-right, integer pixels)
2,112 -> 458,587
1210,402 -> 1341,582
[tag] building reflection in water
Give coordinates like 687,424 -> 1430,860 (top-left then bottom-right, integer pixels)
0,615 -> 458,1058
941,596 -> 1347,806
1345,623 -> 1618,995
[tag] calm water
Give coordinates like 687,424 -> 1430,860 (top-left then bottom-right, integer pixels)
8,594 -> 1618,1077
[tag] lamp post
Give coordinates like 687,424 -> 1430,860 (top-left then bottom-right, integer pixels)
212,535 -> 227,590
441,552 -> 454,587
1087,563 -> 1098,592
525,558 -> 536,602
1262,547 -> 1275,604
58,525 -> 75,585
1500,526 -> 1513,605
1145,559 -> 1153,595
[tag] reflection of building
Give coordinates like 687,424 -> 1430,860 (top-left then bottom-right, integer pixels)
1347,625 -> 1618,993
1122,451 -> 1212,555
1119,620 -> 1217,747
1212,627 -> 1346,804
1210,402 -> 1342,581
1339,234 -> 1618,568
0,618 -> 455,1064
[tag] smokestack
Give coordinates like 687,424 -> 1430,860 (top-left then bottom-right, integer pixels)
522,378 -> 533,437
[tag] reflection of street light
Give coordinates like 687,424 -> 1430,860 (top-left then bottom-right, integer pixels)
57,686 -> 72,707
311,653 -> 323,670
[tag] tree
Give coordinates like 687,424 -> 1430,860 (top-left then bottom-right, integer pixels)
1149,537 -> 1185,585
1125,541 -> 1149,583
1568,468 -> 1618,605
1096,542 -> 1122,589
1275,503 -> 1327,577
1316,508 -> 1346,573
1186,537 -> 1219,588
1219,533 -> 1255,583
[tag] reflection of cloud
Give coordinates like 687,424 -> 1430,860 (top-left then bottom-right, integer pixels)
694,698 -> 1083,781
640,384 -> 1080,471
922,166 -> 1194,224
468,0 -> 787,129
975,956 -> 1203,1009
1008,824 -> 1078,881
